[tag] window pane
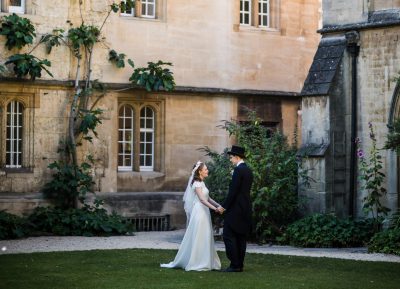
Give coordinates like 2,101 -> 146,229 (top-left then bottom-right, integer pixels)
147,5 -> 154,16
124,142 -> 131,153
140,155 -> 145,166
244,1 -> 249,10
146,133 -> 152,142
118,142 -> 124,152
124,156 -> 131,167
146,156 -> 152,166
140,142 -> 145,153
146,107 -> 153,116
146,143 -> 152,153
245,14 -> 249,24
118,155 -> 124,166
146,118 -> 153,129
10,0 -> 22,6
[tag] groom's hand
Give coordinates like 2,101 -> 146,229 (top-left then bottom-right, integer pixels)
216,206 -> 225,214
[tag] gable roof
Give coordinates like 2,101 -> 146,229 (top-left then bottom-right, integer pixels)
301,36 -> 346,96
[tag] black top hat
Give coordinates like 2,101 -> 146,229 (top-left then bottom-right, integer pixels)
227,145 -> 245,158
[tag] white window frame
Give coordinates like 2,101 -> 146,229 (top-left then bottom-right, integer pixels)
139,106 -> 154,171
141,0 -> 156,18
258,0 -> 270,27
120,1 -> 135,17
118,105 -> 134,171
9,0 -> 26,14
6,101 -> 23,168
240,0 -> 252,25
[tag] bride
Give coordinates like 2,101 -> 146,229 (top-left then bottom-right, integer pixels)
160,161 -> 223,271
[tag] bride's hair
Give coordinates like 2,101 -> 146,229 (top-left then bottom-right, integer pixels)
191,162 -> 204,185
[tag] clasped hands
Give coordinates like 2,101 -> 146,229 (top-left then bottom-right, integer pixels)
215,206 -> 225,215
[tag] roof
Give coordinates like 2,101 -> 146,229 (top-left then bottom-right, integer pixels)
301,36 -> 346,96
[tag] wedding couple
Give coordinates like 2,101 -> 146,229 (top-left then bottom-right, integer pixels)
161,145 -> 253,272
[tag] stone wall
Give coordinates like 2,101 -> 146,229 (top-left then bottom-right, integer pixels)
357,27 -> 400,215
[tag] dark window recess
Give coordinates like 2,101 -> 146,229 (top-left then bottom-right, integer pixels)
126,215 -> 170,231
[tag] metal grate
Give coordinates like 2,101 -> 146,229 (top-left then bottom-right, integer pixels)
126,215 -> 170,232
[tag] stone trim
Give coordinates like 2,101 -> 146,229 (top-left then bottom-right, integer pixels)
319,9 -> 400,34
0,78 -> 299,98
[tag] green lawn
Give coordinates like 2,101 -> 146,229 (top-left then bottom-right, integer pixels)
0,249 -> 399,289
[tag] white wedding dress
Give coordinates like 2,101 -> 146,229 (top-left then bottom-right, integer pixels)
160,181 -> 221,271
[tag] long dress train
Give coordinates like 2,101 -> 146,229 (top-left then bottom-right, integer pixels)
160,181 -> 221,271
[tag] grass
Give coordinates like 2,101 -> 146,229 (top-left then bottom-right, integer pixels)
0,249 -> 399,289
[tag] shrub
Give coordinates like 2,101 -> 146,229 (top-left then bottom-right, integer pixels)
0,210 -> 28,240
218,110 -> 302,241
368,228 -> 400,256
280,214 -> 376,248
26,200 -> 133,237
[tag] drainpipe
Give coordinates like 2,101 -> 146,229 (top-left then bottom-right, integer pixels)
346,31 -> 360,218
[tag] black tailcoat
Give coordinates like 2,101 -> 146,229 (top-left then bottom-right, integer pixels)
223,162 -> 253,235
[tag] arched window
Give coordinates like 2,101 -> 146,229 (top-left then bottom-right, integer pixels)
140,106 -> 155,171
6,101 -> 23,168
118,105 -> 134,171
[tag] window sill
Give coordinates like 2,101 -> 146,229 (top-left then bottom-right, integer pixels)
1,168 -> 34,177
119,15 -> 162,23
118,171 -> 164,179
238,25 -> 280,34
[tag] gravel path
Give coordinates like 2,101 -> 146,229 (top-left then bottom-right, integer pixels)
1,229 -> 399,263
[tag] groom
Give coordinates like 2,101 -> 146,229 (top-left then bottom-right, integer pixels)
219,145 -> 253,273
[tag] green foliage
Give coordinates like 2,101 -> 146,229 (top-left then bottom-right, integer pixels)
5,53 -> 53,80
220,111 -> 301,241
26,201 -> 133,237
78,108 -> 103,142
0,210 -> 28,240
117,0 -> 135,14
368,227 -> 400,256
129,60 -> 175,91
68,24 -> 100,56
280,214 -> 376,248
0,13 -> 36,50
385,118 -> 400,154
0,63 -> 6,75
43,157 -> 95,208
108,49 -> 126,68
356,123 -> 390,224
201,147 -> 232,205
40,29 -> 65,54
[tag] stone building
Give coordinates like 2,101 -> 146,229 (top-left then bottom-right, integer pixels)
0,0 -> 320,228
300,0 -> 400,218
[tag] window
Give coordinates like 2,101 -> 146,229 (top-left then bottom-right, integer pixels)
118,100 -> 162,173
120,2 -> 134,16
1,91 -> 35,171
141,0 -> 155,18
120,0 -> 158,19
5,101 -> 23,168
239,0 -> 278,29
258,0 -> 269,27
240,0 -> 251,25
1,0 -> 26,14
118,105 -> 134,171
139,106 -> 154,171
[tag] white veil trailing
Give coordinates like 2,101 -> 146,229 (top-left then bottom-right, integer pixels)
182,160 -> 202,226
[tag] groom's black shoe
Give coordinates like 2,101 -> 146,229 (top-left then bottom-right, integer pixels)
221,267 -> 242,273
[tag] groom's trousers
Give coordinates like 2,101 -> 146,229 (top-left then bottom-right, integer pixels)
223,224 -> 247,269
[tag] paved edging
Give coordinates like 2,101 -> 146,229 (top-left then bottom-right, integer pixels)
1,230 -> 399,263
